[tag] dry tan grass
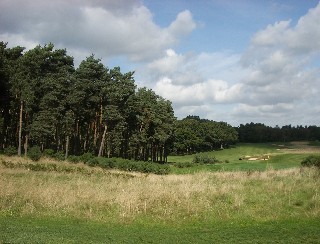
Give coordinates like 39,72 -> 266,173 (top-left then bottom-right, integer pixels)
0,156 -> 319,223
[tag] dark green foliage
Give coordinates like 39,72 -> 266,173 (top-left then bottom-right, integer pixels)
28,146 -> 42,161
97,158 -> 116,169
43,149 -> 55,157
193,154 -> 220,164
3,146 -> 17,156
86,157 -> 170,174
53,151 -> 65,161
301,155 -> 320,168
67,155 -> 82,164
173,116 -> 238,155
237,123 -> 320,143
80,153 -> 94,163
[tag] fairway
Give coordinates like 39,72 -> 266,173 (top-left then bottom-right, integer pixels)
169,142 -> 320,173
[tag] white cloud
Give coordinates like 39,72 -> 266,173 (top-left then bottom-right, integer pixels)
0,0 -> 196,61
154,77 -> 243,106
150,2 -> 320,125
234,2 -> 320,124
1,0 -> 320,126
167,10 -> 196,38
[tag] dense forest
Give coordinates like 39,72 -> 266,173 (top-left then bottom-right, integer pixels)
0,42 -> 177,162
1,41 -> 319,162
237,123 -> 320,143
0,42 -> 239,162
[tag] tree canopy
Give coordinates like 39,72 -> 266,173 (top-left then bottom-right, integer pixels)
0,42 -> 177,162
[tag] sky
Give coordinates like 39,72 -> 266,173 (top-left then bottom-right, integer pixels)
1,0 -> 320,126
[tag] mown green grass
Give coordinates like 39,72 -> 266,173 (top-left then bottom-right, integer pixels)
1,215 -> 320,243
169,143 -> 320,174
170,154 -> 307,174
169,143 -> 279,163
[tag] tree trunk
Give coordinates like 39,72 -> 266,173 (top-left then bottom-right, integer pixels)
18,100 -> 23,157
24,134 -> 28,157
98,124 -> 107,157
65,135 -> 69,160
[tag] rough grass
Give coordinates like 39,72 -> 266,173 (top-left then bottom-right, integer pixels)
1,155 -> 319,224
1,153 -> 320,243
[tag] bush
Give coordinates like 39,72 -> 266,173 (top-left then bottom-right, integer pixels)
43,149 -> 55,157
80,152 -> 94,163
28,146 -> 42,161
3,146 -> 17,156
98,158 -> 116,169
96,157 -> 170,174
193,154 -> 220,164
87,157 -> 100,167
67,155 -> 82,164
301,155 -> 320,168
53,151 -> 65,161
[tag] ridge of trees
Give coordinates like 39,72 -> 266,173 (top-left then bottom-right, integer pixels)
237,123 -> 320,143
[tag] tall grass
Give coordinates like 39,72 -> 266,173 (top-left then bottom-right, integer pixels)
1,156 -> 319,224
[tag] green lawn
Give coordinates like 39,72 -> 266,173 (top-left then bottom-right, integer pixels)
169,143 -> 319,174
1,215 -> 320,243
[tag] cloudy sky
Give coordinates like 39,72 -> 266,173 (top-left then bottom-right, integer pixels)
1,0 -> 320,126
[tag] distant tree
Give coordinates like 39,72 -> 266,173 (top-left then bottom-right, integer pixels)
173,117 -> 238,155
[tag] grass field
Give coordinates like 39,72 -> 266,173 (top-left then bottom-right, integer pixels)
169,142 -> 320,173
1,142 -> 320,243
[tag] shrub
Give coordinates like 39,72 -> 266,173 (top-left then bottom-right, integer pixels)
87,157 -> 100,167
3,146 -> 17,156
28,146 -> 42,161
67,155 -> 82,164
53,151 -> 65,161
193,154 -> 220,164
98,158 -> 116,169
301,155 -> 320,168
43,149 -> 55,157
97,157 -> 170,174
80,152 -> 94,163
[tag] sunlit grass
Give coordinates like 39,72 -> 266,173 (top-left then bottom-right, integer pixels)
169,142 -> 320,174
1,156 -> 319,224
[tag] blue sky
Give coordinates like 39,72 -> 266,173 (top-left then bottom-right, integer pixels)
1,0 -> 319,126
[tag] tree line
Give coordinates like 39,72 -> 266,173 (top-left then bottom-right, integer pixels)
1,41 -> 239,162
237,123 -> 320,143
173,116 -> 238,155
0,42 -> 176,162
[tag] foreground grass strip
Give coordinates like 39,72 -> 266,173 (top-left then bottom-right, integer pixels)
1,215 -> 320,243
